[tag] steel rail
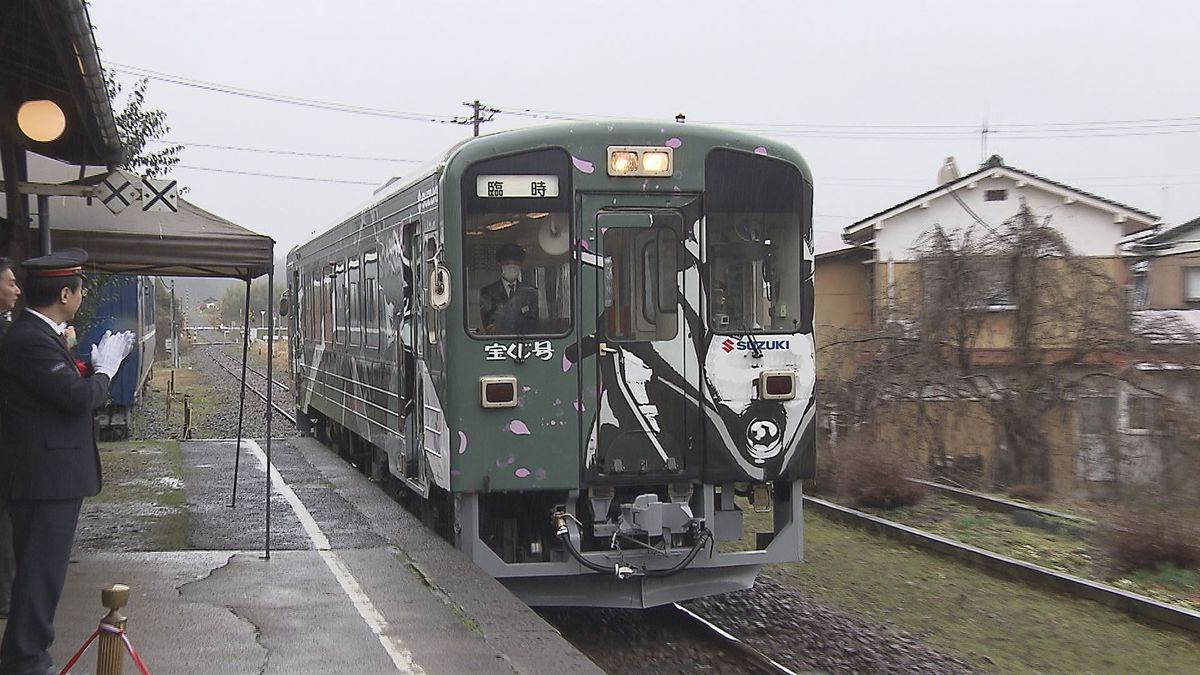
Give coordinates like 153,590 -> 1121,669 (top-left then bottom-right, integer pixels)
206,350 -> 296,425
908,479 -> 1096,528
803,496 -> 1200,635
671,604 -> 798,674
212,349 -> 291,392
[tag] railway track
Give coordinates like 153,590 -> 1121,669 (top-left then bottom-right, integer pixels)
672,603 -> 799,674
802,495 -> 1200,635
210,348 -> 292,392
204,347 -> 296,425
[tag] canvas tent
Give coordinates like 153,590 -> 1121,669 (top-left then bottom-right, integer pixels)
1,158 -> 282,555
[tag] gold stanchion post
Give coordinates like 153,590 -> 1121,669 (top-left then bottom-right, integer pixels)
96,583 -> 130,675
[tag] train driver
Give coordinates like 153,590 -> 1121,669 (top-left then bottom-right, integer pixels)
479,243 -> 538,334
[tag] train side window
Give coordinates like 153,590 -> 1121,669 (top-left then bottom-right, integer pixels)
348,257 -> 361,346
324,269 -> 333,342
334,260 -> 346,344
364,251 -> 380,349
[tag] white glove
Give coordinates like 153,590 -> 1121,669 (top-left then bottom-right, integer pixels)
91,330 -> 136,378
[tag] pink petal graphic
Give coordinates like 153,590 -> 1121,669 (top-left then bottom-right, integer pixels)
515,468 -> 531,478
572,399 -> 584,412
579,239 -> 592,251
495,457 -> 507,468
457,431 -> 468,454
664,137 -> 682,149
507,455 -> 517,464
535,468 -> 547,481
572,156 -> 595,174
562,354 -> 573,372
754,146 -> 768,155
507,419 -> 531,435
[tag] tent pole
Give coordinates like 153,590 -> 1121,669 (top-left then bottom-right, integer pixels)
228,278 -> 252,507
264,263 -> 275,559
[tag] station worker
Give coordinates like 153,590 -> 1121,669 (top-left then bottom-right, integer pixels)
479,243 -> 539,334
0,248 -> 135,675
0,257 -> 20,622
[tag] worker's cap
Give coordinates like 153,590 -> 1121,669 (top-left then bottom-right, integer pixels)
496,243 -> 526,264
21,248 -> 88,278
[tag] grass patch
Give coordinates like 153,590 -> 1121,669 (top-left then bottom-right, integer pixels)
758,507 -> 1200,673
847,494 -> 1200,612
86,440 -> 189,551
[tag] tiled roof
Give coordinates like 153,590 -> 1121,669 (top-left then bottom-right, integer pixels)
846,155 -> 1159,238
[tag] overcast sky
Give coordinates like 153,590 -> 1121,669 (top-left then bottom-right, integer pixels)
87,1 -> 1200,257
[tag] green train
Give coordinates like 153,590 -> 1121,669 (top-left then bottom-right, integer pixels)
285,121 -> 815,607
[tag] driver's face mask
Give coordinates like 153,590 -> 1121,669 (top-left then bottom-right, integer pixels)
500,264 -> 521,283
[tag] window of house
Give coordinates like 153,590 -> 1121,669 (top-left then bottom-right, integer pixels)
1124,395 -> 1157,433
1076,396 -> 1116,481
922,256 -> 1014,311
1185,267 -> 1200,302
984,189 -> 1008,202
1131,261 -> 1148,309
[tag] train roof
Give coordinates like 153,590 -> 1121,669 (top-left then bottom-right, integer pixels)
291,121 -> 813,258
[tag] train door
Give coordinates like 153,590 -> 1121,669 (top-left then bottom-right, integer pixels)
586,209 -> 693,480
397,220 -> 424,486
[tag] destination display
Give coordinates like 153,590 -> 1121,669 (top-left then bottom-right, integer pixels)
476,175 -> 559,198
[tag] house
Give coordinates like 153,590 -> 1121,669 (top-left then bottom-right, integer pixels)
817,155 -> 1200,500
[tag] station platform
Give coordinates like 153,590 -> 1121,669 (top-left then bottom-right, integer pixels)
12,437 -> 601,674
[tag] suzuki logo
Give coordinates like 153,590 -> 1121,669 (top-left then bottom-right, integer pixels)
720,338 -> 791,353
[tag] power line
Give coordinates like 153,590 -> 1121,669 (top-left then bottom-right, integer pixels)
108,62 -> 461,124
176,164 -> 379,185
107,63 -> 1200,139
151,139 -> 423,163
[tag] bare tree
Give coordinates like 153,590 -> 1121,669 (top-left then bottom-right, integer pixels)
822,199 -> 1199,498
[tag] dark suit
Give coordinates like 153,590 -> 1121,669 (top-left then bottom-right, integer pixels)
0,312 -> 111,675
479,279 -> 539,334
0,315 -> 11,617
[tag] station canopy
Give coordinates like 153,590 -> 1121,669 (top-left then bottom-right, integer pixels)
47,194 -> 274,279
2,154 -> 274,279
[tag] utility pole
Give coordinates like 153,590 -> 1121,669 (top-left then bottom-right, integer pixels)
170,280 -> 178,368
460,99 -> 498,137
980,117 -> 989,164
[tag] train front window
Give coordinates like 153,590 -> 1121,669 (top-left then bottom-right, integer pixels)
705,149 -> 805,334
462,148 -> 572,338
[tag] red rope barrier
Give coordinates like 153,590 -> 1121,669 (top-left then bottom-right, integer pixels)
59,623 -> 152,675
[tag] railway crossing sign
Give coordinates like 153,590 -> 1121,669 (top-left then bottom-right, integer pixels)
141,177 -> 178,213
96,169 -> 140,214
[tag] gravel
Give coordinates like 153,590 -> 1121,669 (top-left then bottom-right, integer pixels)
685,577 -> 980,674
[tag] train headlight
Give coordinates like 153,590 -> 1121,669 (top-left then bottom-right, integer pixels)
641,151 -> 671,174
758,370 -> 795,400
607,146 -> 673,177
609,151 -> 639,175
481,376 -> 518,408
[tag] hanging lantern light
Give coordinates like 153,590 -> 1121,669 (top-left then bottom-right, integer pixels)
17,99 -> 67,143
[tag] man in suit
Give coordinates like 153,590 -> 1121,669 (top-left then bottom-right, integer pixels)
479,243 -> 539,334
0,249 -> 134,675
0,257 -> 20,621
